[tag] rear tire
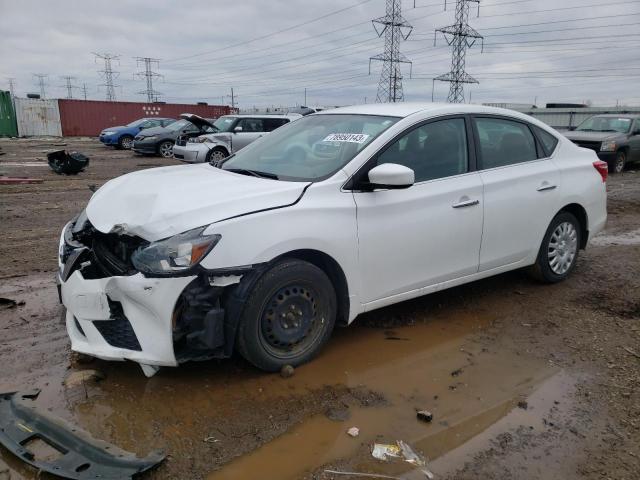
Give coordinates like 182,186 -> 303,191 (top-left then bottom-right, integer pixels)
529,212 -> 581,283
236,259 -> 336,371
608,150 -> 626,174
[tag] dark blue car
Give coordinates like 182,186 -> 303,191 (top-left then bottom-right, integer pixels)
99,117 -> 175,149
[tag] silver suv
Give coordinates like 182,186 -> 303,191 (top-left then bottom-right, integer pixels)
173,114 -> 302,164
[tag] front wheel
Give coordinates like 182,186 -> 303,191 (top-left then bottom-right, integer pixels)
158,141 -> 174,158
608,150 -> 626,174
529,212 -> 581,283
236,259 -> 336,371
118,135 -> 134,150
206,147 -> 228,166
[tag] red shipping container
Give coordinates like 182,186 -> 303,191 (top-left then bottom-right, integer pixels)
58,99 -> 233,137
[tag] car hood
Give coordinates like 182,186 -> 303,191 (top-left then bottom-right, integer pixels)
102,126 -> 127,133
136,126 -> 169,137
563,131 -> 622,142
180,113 -> 215,130
86,164 -> 309,241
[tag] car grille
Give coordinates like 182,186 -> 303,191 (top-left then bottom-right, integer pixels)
571,140 -> 601,152
93,298 -> 142,351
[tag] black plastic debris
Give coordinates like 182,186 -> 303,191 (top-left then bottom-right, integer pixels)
47,150 -> 89,175
0,390 -> 164,479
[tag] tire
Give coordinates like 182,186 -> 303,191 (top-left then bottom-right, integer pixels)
529,212 -> 581,283
608,150 -> 626,174
206,147 -> 228,165
236,259 -> 337,371
118,135 -> 134,150
158,141 -> 174,158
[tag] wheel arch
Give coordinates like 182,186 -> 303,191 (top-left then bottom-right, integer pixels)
557,203 -> 589,249
273,249 -> 350,327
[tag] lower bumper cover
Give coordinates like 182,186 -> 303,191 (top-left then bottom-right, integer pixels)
61,270 -> 196,368
172,144 -> 205,163
0,390 -> 164,479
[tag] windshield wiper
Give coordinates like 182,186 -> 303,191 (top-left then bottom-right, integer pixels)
225,168 -> 279,180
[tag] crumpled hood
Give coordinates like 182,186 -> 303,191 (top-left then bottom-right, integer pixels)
563,131 -> 622,142
86,164 -> 309,241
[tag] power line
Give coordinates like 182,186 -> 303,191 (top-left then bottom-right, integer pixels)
32,74 -> 48,98
434,0 -> 483,103
370,0 -> 413,103
93,52 -> 120,101
134,57 -> 163,102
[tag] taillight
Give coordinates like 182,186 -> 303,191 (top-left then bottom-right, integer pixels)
593,161 -> 608,183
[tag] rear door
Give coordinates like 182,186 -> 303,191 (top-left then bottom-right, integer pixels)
473,116 -> 562,271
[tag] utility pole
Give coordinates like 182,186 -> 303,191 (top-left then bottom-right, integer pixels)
33,74 -> 48,98
227,87 -> 236,109
7,78 -> 16,98
134,57 -> 163,102
433,0 -> 483,103
304,87 -> 307,106
82,83 -> 88,100
93,53 -> 120,101
370,0 -> 413,103
60,76 -> 78,99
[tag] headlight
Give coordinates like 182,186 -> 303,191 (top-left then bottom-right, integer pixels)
103,131 -> 116,135
600,140 -> 617,152
131,226 -> 221,275
197,137 -> 212,143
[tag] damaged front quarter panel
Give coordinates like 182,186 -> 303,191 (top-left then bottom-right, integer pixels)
0,390 -> 164,479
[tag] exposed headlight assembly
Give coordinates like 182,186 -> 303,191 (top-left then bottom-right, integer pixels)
131,226 -> 220,276
600,140 -> 617,152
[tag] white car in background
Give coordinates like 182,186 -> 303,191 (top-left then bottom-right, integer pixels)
173,114 -> 301,165
58,103 -> 607,377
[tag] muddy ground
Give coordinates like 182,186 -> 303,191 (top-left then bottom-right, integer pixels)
0,137 -> 638,480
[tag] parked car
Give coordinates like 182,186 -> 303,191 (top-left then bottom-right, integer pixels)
57,103 -> 607,377
173,114 -> 301,164
132,114 -> 217,158
99,118 -> 175,149
563,114 -> 640,173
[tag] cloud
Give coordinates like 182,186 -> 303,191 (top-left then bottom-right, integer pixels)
1,0 -> 638,108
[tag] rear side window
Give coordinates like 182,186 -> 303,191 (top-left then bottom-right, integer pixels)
532,125 -> 559,156
263,118 -> 289,132
475,117 -> 538,169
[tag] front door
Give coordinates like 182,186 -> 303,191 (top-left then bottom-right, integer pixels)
233,118 -> 265,151
353,117 -> 484,304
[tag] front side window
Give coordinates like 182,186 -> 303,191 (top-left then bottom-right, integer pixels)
376,118 -> 468,182
221,114 -> 399,181
476,117 -> 538,169
237,118 -> 264,132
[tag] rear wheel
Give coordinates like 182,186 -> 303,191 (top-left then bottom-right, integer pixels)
206,147 -> 228,165
118,135 -> 134,150
529,212 -> 581,283
236,259 -> 336,371
158,141 -> 174,158
608,150 -> 626,174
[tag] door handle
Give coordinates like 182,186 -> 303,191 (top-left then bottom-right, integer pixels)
452,199 -> 480,209
537,183 -> 557,192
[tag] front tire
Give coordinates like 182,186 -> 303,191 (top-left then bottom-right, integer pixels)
608,150 -> 626,174
158,141 -> 174,158
529,212 -> 581,283
206,147 -> 228,166
236,259 -> 336,371
118,135 -> 134,150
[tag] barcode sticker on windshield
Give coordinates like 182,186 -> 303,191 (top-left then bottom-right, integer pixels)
323,133 -> 370,144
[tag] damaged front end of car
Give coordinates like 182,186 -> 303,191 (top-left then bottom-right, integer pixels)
58,213 -> 264,377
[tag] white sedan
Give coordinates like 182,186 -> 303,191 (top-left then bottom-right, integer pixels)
58,103 -> 607,376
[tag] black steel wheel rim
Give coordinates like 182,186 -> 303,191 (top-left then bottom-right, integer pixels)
259,283 -> 325,359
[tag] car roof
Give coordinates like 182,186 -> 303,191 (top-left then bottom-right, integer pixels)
314,102 -> 539,119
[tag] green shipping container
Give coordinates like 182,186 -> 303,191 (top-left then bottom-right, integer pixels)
0,90 -> 18,137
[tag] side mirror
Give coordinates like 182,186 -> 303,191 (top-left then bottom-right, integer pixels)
567,126 -> 577,131
366,163 -> 415,190
234,126 -> 243,133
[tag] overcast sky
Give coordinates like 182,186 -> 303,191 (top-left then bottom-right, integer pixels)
1,0 -> 639,109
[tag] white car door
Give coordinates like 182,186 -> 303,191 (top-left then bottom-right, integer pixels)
473,116 -> 561,271
353,117 -> 484,304
232,118 -> 265,151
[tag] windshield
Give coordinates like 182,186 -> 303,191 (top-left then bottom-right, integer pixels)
126,119 -> 145,127
576,116 -> 632,133
213,116 -> 237,132
221,114 -> 399,181
165,119 -> 192,132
